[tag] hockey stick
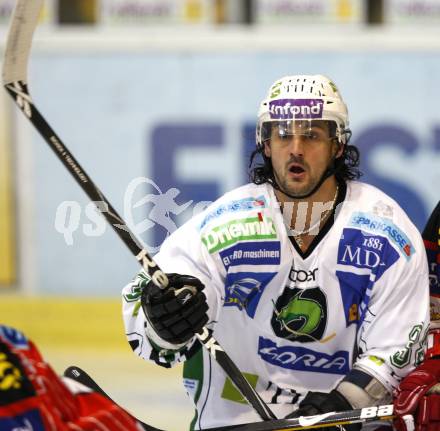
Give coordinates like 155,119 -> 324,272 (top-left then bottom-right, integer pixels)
64,366 -> 158,431
65,365 -> 396,431
2,0 -> 275,421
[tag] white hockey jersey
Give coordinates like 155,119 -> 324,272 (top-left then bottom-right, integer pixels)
122,181 -> 430,430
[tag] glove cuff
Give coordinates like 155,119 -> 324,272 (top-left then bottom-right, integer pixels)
144,313 -> 187,351
426,329 -> 440,361
337,367 -> 390,409
325,389 -> 353,412
299,389 -> 352,414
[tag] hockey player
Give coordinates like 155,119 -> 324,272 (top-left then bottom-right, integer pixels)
122,75 -> 430,429
0,324 -> 143,430
394,201 -> 440,431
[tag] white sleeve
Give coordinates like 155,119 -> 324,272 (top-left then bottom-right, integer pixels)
354,231 -> 430,392
122,217 -> 224,367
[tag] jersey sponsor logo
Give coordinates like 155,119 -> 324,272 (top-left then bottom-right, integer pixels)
201,216 -> 276,254
0,409 -> 45,431
271,286 -> 331,343
349,212 -> 414,260
219,241 -> 281,270
199,196 -> 267,230
0,326 -> 29,350
258,337 -> 349,375
224,271 -> 276,318
337,229 -> 399,277
336,228 -> 399,326
0,342 -> 35,406
0,353 -> 22,393
269,99 -> 324,120
340,244 -> 386,269
288,267 -> 318,283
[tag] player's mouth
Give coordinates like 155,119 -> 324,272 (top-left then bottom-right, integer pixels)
288,163 -> 306,179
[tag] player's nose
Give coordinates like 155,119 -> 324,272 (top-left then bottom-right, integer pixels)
287,135 -> 306,156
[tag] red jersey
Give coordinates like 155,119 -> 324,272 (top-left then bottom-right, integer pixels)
0,325 -> 142,430
423,201 -> 440,326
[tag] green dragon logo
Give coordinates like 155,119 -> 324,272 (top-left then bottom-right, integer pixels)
271,287 -> 331,343
278,291 -> 323,336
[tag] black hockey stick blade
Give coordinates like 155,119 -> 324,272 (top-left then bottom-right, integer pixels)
64,366 -> 162,431
64,366 -> 113,400
2,0 -> 275,422
65,366 -> 396,431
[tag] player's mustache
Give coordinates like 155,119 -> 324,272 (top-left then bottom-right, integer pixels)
286,156 -> 307,171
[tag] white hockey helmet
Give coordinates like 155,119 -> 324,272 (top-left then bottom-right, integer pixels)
256,74 -> 350,148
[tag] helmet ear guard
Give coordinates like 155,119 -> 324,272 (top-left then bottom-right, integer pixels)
332,126 -> 352,153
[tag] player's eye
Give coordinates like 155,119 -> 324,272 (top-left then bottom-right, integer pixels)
278,132 -> 291,140
306,129 -> 326,141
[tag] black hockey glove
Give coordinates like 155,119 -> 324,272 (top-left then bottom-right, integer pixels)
141,273 -> 209,345
287,390 -> 360,431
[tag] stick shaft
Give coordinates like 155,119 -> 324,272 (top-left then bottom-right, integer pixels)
4,79 -> 275,422
2,0 -> 275,421
5,83 -> 142,253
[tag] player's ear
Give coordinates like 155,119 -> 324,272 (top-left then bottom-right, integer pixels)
264,140 -> 271,158
333,140 -> 344,158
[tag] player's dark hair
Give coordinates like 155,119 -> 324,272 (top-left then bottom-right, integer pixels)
249,124 -> 362,185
